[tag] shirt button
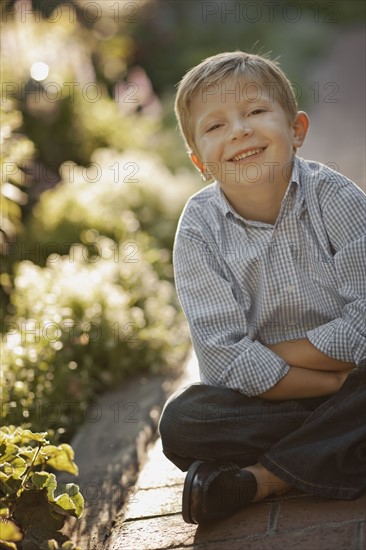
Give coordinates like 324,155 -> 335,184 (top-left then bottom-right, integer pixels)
287,284 -> 295,293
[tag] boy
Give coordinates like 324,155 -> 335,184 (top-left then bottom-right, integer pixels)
158,51 -> 366,524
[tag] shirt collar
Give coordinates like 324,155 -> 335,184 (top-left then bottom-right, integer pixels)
214,155 -> 304,224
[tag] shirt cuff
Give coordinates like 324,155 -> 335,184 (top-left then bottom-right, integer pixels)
217,341 -> 290,397
307,319 -> 363,364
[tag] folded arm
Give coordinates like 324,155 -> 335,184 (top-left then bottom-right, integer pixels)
259,365 -> 349,401
265,338 -> 355,371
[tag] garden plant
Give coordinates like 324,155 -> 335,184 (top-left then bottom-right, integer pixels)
0,426 -> 83,549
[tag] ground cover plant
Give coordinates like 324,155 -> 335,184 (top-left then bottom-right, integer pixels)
0,426 -> 83,549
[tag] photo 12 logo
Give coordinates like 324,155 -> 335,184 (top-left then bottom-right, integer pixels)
201,2 -> 339,24
1,1 -> 140,24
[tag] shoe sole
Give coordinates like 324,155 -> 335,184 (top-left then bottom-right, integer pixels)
182,460 -> 205,524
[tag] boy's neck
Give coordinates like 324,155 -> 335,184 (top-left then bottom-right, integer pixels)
221,176 -> 290,226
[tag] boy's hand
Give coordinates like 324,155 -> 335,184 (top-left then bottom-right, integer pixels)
335,369 -> 352,390
266,338 -> 356,372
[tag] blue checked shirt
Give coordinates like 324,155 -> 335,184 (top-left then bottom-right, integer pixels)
173,156 -> 366,396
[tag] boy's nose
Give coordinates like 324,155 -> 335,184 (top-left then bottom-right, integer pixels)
230,119 -> 253,140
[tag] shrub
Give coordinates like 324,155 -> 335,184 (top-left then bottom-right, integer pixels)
1,240 -> 190,436
0,102 -> 35,327
23,148 -> 199,262
0,426 -> 83,549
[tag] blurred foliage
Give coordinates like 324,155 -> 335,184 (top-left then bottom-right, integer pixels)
129,2 -> 329,94
128,0 -> 364,113
0,103 -> 35,315
24,148 -> 199,258
2,240 -> 190,437
1,147 -> 196,436
1,0 -> 196,443
0,0 -> 185,172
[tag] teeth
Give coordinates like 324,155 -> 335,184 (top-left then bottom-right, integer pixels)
232,148 -> 262,162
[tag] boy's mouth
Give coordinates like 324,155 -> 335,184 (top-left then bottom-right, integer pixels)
228,147 -> 266,162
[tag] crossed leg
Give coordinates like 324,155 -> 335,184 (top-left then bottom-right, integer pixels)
159,370 -> 366,502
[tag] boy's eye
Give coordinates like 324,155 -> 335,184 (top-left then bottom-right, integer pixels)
206,123 -> 222,132
250,109 -> 265,116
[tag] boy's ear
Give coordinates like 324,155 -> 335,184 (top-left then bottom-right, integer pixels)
190,153 -> 213,183
292,111 -> 309,148
190,153 -> 204,173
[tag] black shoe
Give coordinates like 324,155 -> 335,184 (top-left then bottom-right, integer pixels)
182,460 -> 257,524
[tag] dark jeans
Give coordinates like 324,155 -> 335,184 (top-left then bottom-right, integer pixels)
159,369 -> 366,500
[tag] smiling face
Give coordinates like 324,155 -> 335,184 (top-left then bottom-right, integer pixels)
190,77 -> 308,192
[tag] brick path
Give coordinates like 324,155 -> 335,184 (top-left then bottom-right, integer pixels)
106,439 -> 365,550
105,353 -> 366,550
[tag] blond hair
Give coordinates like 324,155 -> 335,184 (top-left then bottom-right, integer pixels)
174,51 -> 298,158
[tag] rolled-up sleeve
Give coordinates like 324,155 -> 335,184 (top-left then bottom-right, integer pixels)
307,181 -> 366,366
173,232 -> 289,396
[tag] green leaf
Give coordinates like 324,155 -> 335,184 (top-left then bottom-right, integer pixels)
31,472 -> 57,494
50,483 -> 84,519
9,457 -> 27,480
39,446 -> 60,459
0,517 -> 23,542
0,475 -> 22,496
0,427 -> 48,446
18,429 -> 49,444
0,443 -> 20,464
18,448 -> 37,461
0,463 -> 13,480
30,473 -> 84,519
0,457 -> 27,490
41,445 -> 78,475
